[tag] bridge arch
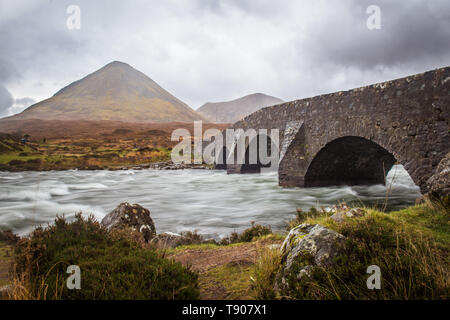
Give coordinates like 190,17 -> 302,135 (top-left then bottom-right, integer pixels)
277,123 -> 419,189
304,136 -> 396,187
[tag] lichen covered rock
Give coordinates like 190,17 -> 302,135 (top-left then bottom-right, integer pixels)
101,202 -> 156,242
426,152 -> 450,198
277,224 -> 345,289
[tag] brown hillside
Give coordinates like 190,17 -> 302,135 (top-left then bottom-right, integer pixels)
0,119 -> 229,139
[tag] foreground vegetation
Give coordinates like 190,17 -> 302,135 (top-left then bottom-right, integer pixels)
253,200 -> 449,300
6,214 -> 199,300
1,201 -> 448,300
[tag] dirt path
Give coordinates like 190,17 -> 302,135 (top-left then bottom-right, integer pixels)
170,240 -> 282,300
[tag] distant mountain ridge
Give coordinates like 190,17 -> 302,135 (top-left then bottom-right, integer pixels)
6,61 -> 207,123
197,93 -> 284,123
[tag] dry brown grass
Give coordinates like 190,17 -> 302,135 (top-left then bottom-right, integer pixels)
251,247 -> 282,300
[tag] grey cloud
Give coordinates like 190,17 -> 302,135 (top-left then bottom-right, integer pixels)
7,96 -> 36,115
0,58 -> 17,82
0,0 -> 449,114
0,56 -> 17,116
0,1 -> 94,118
0,85 -> 14,116
303,0 -> 450,70
15,97 -> 35,106
192,0 -> 287,18
0,86 -> 34,117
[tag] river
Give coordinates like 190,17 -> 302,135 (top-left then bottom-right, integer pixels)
0,165 -> 421,239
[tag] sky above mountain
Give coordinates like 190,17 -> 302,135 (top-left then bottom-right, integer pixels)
1,0 -> 449,117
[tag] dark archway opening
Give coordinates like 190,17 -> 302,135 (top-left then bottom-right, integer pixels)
241,135 -> 273,174
304,136 -> 396,187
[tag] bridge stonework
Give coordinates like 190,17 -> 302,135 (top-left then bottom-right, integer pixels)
222,67 -> 449,195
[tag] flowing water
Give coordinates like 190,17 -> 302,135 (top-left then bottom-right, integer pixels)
0,165 -> 420,239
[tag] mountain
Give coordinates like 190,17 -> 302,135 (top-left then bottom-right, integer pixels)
197,93 -> 284,124
6,61 -> 207,123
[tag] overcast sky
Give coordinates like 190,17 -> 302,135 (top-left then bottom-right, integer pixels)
0,0 -> 449,117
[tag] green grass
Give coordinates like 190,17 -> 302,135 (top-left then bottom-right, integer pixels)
391,205 -> 450,246
166,226 -> 281,253
167,241 -> 247,254
0,153 -> 43,165
201,263 -> 254,300
300,204 -> 450,248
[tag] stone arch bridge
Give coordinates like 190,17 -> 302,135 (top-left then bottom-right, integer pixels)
216,67 -> 449,195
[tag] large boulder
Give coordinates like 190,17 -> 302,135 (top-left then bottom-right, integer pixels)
277,224 -> 345,290
101,203 -> 156,242
426,152 -> 450,198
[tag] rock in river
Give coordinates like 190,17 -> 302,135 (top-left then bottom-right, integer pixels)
101,202 -> 157,242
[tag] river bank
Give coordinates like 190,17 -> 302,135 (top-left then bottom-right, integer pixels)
0,121 -> 229,172
0,136 -> 171,172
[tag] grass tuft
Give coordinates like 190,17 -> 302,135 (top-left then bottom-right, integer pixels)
251,247 -> 282,300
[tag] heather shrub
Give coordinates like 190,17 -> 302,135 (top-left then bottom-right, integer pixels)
12,214 -> 199,300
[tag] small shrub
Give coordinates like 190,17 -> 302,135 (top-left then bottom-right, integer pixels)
11,214 -> 199,300
221,223 -> 272,245
179,230 -> 205,245
220,232 -> 240,245
239,223 -> 272,242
